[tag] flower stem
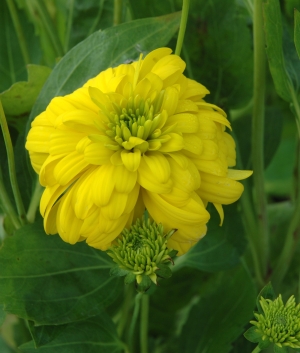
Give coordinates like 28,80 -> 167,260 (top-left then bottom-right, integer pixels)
175,0 -> 190,56
252,0 -> 269,277
128,292 -> 142,352
63,0 -> 74,53
272,88 -> 300,288
32,0 -> 64,57
0,101 -> 27,225
117,284 -> 134,339
26,176 -> 43,223
113,0 -> 123,26
140,294 -> 149,353
6,0 -> 30,65
0,167 -> 21,230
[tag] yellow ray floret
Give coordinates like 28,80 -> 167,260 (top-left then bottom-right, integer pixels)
26,47 -> 252,255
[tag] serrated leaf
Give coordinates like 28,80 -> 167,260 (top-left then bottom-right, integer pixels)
156,263 -> 172,279
256,282 -> 276,314
179,265 -> 256,353
263,0 -> 294,102
244,326 -> 261,343
176,204 -> 245,272
0,221 -> 122,325
19,312 -> 125,353
27,12 -> 181,130
0,65 -> 51,116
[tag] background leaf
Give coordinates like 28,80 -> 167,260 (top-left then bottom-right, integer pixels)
0,221 -> 122,325
179,265 -> 256,353
28,12 -> 181,126
0,65 -> 51,116
19,312 -> 125,353
175,204 -> 246,272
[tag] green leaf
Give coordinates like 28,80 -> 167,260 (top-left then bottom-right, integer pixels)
244,326 -> 261,343
19,312 -> 125,353
295,9 -> 300,58
0,65 -> 51,116
127,0 -> 174,19
0,221 -> 122,325
28,12 -> 181,128
256,282 -> 276,314
0,0 -> 41,92
0,305 -> 5,326
263,0 -> 294,102
176,204 -> 246,272
273,344 -> 288,353
156,263 -> 172,279
179,265 -> 256,353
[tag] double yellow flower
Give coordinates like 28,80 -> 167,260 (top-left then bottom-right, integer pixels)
26,48 -> 252,255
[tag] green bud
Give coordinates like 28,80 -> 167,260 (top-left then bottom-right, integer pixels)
107,217 -> 177,292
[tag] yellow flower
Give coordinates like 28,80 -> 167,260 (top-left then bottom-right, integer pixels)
26,48 -> 252,255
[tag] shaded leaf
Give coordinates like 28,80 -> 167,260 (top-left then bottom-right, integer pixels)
244,326 -> 261,343
19,312 -> 125,353
295,9 -> 300,58
176,204 -> 246,272
0,221 -> 122,325
179,265 -> 256,353
263,0 -> 294,102
28,12 -> 181,128
0,65 -> 51,116
0,0 -> 41,92
256,282 -> 276,314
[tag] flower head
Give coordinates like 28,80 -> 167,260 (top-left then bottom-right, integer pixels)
26,47 -> 252,255
249,295 -> 300,350
107,216 -> 177,291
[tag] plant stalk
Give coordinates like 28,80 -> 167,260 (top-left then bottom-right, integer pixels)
175,0 -> 190,56
128,293 -> 142,352
113,0 -> 123,26
140,294 -> 149,353
26,177 -> 43,223
0,101 -> 27,225
252,0 -> 269,277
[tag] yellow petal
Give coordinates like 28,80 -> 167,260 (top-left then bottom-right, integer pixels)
50,130 -> 85,155
84,142 -> 114,165
200,140 -> 219,160
26,126 -> 54,153
197,172 -> 244,205
54,151 -> 89,185
175,99 -> 199,114
160,85 -> 179,116
143,152 -> 170,183
92,165 -> 115,207
180,79 -> 209,100
191,158 -> 227,176
101,191 -> 129,220
39,154 -> 64,186
213,203 -> 224,226
139,48 -> 172,79
227,169 -> 253,180
159,133 -> 184,152
114,165 -> 137,193
121,149 -> 141,172
29,151 -> 48,174
183,134 -> 203,155
167,113 -> 199,133
199,110 -> 231,130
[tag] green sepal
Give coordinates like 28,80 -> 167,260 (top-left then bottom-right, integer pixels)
125,272 -> 136,284
244,326 -> 261,343
167,249 -> 178,259
136,275 -> 152,293
273,344 -> 288,353
156,263 -> 172,279
257,283 -> 276,314
258,339 -> 271,350
110,266 -> 129,277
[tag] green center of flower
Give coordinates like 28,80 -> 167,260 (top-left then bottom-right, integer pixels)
251,295 -> 300,348
107,217 -> 177,287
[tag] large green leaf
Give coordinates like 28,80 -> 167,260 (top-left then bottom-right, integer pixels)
19,312 -> 125,353
28,12 -> 181,126
295,9 -> 300,58
179,265 -> 256,353
0,65 -> 51,116
175,204 -> 246,272
0,221 -> 122,325
263,0 -> 295,102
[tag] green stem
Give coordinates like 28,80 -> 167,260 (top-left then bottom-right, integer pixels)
6,0 -> 30,65
252,0 -> 269,277
33,0 -> 64,57
272,88 -> 300,288
117,284 -> 134,338
251,346 -> 261,353
113,0 -> 123,26
0,167 -> 21,230
26,177 -> 43,223
140,294 -> 149,353
0,101 -> 27,225
230,98 -> 253,122
63,0 -> 74,53
175,0 -> 190,56
128,293 -> 142,352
